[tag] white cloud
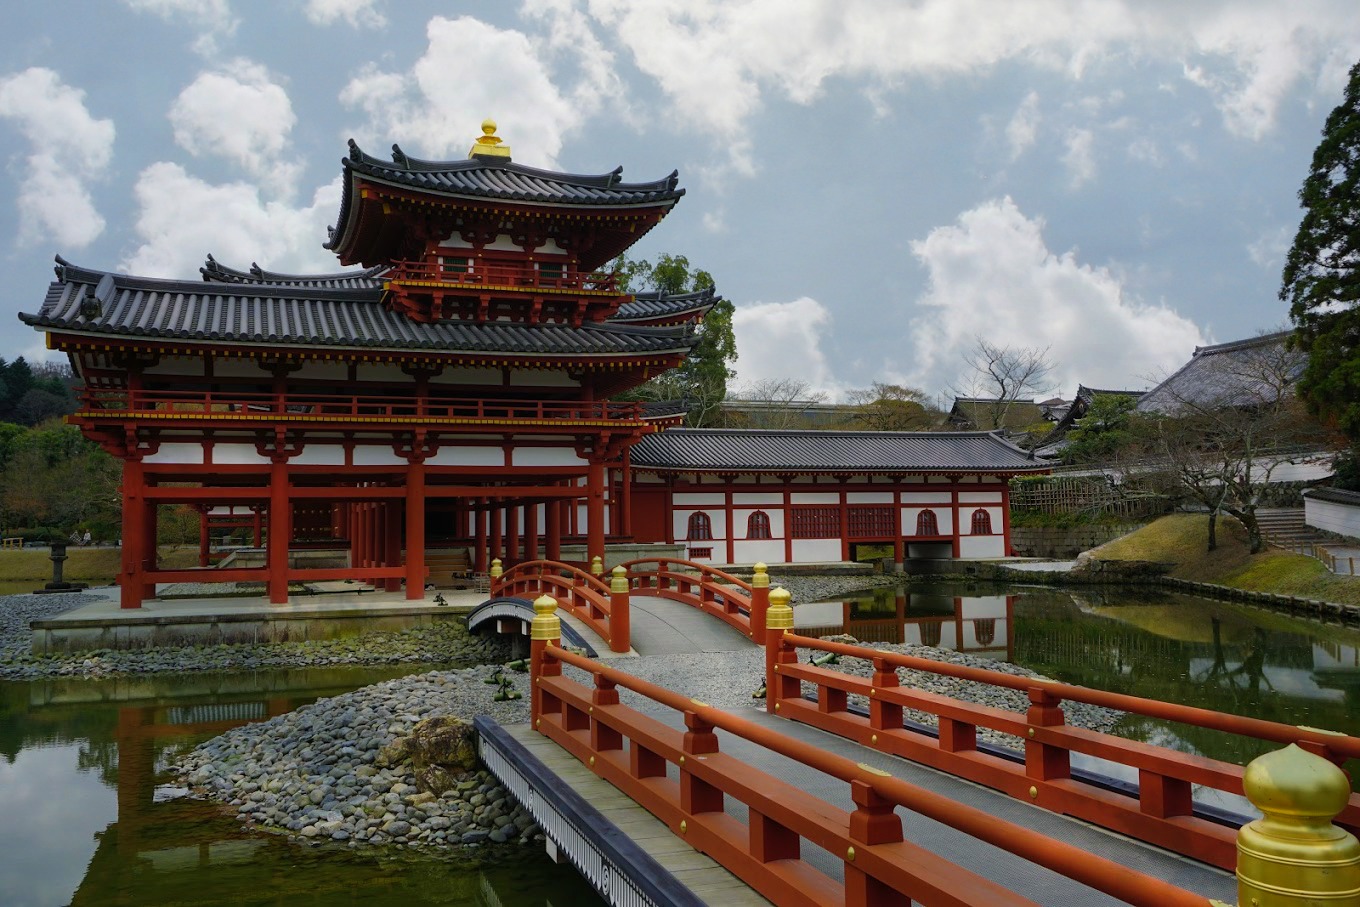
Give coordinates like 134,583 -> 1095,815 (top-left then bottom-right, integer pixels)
731,297 -> 844,399
122,163 -> 341,278
339,15 -> 606,168
903,197 -> 1205,396
1062,128 -> 1096,188
122,0 -> 238,35
0,68 -> 115,248
580,1 -> 1360,168
1248,224 -> 1293,269
169,60 -> 300,194
1006,91 -> 1041,159
303,0 -> 386,28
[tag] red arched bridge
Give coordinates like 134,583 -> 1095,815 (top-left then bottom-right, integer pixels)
482,557 -> 1360,907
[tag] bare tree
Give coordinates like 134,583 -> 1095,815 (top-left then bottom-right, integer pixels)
726,378 -> 826,429
953,337 -> 1055,430
842,383 -> 938,430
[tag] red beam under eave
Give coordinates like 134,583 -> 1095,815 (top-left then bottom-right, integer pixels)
140,464 -> 591,478
143,484 -> 593,502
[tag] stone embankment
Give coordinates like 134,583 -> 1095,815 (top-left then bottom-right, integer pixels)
0,592 -> 509,680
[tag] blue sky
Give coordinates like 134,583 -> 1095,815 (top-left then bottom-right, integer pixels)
1,1 -> 1357,404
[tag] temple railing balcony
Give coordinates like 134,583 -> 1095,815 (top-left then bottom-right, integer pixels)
74,388 -> 645,429
385,260 -> 620,295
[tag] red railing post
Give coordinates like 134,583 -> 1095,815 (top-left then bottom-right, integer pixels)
749,562 -> 770,644
680,706 -> 723,816
846,774 -> 907,907
530,594 -> 561,729
869,656 -> 903,734
591,674 -> 623,754
610,565 -> 631,654
1025,682 -> 1071,792
765,588 -> 798,715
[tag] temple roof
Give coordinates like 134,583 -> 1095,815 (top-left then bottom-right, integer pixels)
23,258 -> 698,359
1136,331 -> 1303,414
630,428 -> 1049,473
612,288 -> 717,324
201,254 -> 387,289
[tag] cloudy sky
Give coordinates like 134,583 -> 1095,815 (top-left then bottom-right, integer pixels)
1,1 -> 1357,404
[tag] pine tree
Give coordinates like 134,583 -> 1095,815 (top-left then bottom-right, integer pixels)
1281,58 -> 1360,440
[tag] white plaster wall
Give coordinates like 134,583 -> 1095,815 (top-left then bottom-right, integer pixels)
427,446 -> 505,467
847,491 -> 894,504
901,491 -> 953,504
734,508 -> 785,537
290,446 -> 346,466
511,447 -> 584,467
960,596 -> 1010,619
675,493 -> 726,506
792,539 -> 841,561
964,619 -> 1009,648
904,623 -> 958,648
352,446 -> 406,466
356,363 -> 408,383
733,492 -> 783,505
959,536 -> 1005,558
902,507 -> 953,535
957,491 -> 1002,504
790,492 -> 839,504
1306,497 -> 1360,539
142,442 -> 203,465
733,540 -> 784,563
212,444 -> 269,465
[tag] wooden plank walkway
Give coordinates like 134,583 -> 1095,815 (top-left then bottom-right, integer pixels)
500,722 -> 771,905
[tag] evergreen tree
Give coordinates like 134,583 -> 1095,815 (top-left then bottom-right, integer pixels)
1281,58 -> 1360,441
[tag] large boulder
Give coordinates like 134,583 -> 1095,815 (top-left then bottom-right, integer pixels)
377,716 -> 480,795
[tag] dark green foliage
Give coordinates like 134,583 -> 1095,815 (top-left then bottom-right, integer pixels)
0,357 -> 76,425
0,420 -> 120,535
1061,395 -> 1142,464
613,252 -> 737,426
1282,58 -> 1360,440
1332,447 -> 1360,491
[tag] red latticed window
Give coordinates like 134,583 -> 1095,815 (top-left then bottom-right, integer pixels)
688,546 -> 713,559
747,510 -> 772,539
686,511 -> 713,541
971,508 -> 993,535
915,509 -> 939,536
791,506 -> 839,539
848,506 -> 894,539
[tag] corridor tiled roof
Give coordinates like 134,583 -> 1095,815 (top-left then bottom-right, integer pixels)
21,258 -> 698,358
612,288 -> 717,323
631,428 -> 1049,473
200,254 -> 387,289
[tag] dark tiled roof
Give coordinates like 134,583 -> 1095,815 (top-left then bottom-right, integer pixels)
613,288 -> 716,323
631,428 -> 1049,473
947,397 -> 1046,431
201,254 -> 387,289
640,400 -> 690,420
1302,486 -> 1360,506
1136,331 -> 1304,414
22,258 -> 698,358
326,140 -> 684,251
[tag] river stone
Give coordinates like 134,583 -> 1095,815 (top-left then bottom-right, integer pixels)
403,717 -> 479,795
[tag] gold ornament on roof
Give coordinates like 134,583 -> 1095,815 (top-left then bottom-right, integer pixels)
469,119 -> 511,161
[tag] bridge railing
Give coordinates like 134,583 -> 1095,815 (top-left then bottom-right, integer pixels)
761,589 -> 1360,873
616,557 -> 771,641
493,558 -> 629,653
525,595 -> 1211,907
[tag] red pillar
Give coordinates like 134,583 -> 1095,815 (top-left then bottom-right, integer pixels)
839,484 -> 850,561
384,501 -> 401,592
951,482 -> 962,558
474,498 -> 487,572
198,506 -> 210,568
405,461 -> 426,599
252,506 -> 263,548
490,501 -> 502,561
268,457 -> 291,604
525,501 -> 539,561
725,488 -> 735,564
587,460 -> 606,561
620,449 -> 633,539
546,500 -> 561,561
506,505 -> 519,565
141,497 -> 158,600
119,458 -> 146,609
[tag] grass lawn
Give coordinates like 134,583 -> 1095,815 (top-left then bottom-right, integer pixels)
0,546 -> 200,583
1087,513 -> 1360,607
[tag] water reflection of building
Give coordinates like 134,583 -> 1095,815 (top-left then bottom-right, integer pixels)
795,591 -> 1015,661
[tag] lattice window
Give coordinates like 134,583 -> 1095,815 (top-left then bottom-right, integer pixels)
688,546 -> 713,559
915,509 -> 939,536
686,511 -> 713,541
747,510 -> 772,539
440,255 -> 470,274
791,506 -> 840,539
970,508 -> 993,535
848,506 -> 895,539
537,261 -> 564,283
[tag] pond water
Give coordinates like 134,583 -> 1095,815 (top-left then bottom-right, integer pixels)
5,580 -> 1359,905
0,664 -> 603,907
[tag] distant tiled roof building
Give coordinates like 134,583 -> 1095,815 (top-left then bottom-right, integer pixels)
946,397 -> 1047,432
1136,331 -> 1304,414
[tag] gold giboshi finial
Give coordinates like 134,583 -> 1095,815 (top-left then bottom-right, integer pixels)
470,118 -> 511,161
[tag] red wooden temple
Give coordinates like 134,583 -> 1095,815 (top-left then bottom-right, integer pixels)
22,121 -> 1046,610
